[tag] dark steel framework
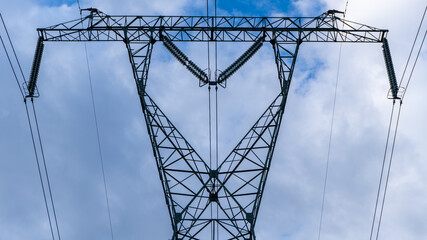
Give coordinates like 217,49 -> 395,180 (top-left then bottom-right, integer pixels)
27,8 -> 398,240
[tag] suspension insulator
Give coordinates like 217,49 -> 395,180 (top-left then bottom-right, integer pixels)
28,36 -> 44,97
162,36 -> 209,84
217,36 -> 264,84
382,38 -> 399,99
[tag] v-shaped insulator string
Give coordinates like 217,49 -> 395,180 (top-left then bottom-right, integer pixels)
161,35 -> 210,85
217,36 -> 265,84
161,35 -> 266,86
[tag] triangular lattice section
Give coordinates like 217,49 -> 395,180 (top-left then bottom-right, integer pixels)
126,36 -> 300,239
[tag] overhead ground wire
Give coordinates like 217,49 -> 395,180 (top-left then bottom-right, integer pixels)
317,2 -> 348,239
76,1 -> 115,239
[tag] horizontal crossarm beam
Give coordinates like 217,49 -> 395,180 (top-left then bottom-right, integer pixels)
37,10 -> 388,43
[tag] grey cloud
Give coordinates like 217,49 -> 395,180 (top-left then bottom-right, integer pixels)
1,0 -> 426,239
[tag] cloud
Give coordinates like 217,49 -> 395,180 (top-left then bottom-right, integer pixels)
1,0 -> 426,239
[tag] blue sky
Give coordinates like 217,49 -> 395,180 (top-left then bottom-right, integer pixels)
1,0 -> 427,239
39,0 -> 76,6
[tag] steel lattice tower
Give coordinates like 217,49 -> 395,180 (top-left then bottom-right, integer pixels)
26,8 -> 399,240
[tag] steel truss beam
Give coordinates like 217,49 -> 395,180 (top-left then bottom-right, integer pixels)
29,9 -> 395,239
37,9 -> 387,43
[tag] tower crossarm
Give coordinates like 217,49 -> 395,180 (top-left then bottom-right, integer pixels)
37,9 -> 388,43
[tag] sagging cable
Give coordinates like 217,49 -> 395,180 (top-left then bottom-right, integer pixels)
217,36 -> 264,84
161,35 -> 209,84
382,38 -> 399,99
28,36 -> 44,98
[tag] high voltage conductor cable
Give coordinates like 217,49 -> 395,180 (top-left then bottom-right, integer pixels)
374,8 -> 426,239
369,100 -> 396,240
317,2 -> 348,239
214,1 -> 219,239
31,99 -> 62,240
206,1 -> 214,240
371,8 -> 425,240
24,100 -> 56,240
398,6 -> 426,88
375,101 -> 402,240
0,13 -> 27,86
215,84 -> 219,240
2,32 -> 56,240
1,14 -> 59,240
77,1 -> 115,239
0,25 -> 24,98
402,29 -> 426,100
207,0 -> 212,170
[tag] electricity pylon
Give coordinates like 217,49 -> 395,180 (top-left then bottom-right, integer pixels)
26,8 -> 398,239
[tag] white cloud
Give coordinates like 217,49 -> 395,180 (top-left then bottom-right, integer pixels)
0,0 -> 426,239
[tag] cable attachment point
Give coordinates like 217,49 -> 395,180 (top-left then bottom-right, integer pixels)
326,9 -> 345,16
387,87 -> 405,100
80,8 -> 102,15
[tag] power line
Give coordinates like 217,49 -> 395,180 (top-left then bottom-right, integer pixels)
1,13 -> 60,240
207,0 -> 212,171
371,6 -> 427,240
402,29 -> 426,100
398,6 -> 426,88
317,38 -> 343,240
0,14 -> 24,98
83,36 -> 115,240
370,100 -> 396,240
371,6 -> 425,239
0,13 -> 27,85
206,0 -> 213,238
214,1 -> 219,239
31,99 -> 62,240
76,1 -> 115,239
205,1 -> 218,239
24,99 -> 56,240
317,2 -> 348,239
375,101 -> 402,240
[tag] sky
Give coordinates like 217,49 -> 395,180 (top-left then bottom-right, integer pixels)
0,0 -> 426,239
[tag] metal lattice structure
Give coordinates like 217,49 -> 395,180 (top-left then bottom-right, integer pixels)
27,8 -> 398,240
